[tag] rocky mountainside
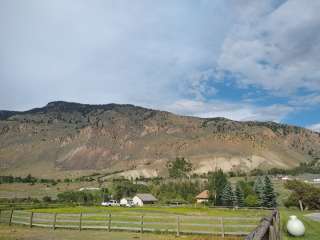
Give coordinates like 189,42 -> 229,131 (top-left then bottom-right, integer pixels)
0,101 -> 320,178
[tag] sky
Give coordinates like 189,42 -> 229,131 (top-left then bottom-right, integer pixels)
0,0 -> 320,131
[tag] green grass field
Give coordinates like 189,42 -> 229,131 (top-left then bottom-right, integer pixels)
0,223 -> 242,240
0,206 -> 319,239
280,208 -> 320,240
30,205 -> 269,217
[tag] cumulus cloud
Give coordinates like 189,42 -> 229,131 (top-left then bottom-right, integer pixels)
0,0 -> 318,126
217,0 -> 320,94
0,0 -> 230,110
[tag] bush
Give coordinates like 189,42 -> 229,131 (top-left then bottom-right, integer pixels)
57,190 -> 101,205
166,157 -> 192,178
245,194 -> 259,207
284,180 -> 320,210
42,196 -> 52,202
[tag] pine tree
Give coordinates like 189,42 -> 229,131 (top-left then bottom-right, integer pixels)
221,181 -> 234,207
208,169 -> 228,205
262,176 -> 277,208
253,176 -> 264,206
234,183 -> 245,207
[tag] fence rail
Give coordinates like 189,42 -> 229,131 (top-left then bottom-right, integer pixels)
0,209 -> 261,237
245,210 -> 280,240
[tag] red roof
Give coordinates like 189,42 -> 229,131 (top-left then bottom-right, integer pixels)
196,190 -> 209,199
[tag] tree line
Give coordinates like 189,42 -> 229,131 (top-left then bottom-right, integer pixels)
208,169 -> 277,208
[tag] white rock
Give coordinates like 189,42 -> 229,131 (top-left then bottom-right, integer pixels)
287,215 -> 305,237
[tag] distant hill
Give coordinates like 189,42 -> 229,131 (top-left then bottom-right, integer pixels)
0,101 -> 319,178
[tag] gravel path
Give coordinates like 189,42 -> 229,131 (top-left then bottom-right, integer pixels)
305,213 -> 320,222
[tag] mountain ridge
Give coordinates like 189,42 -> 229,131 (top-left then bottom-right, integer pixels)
0,101 -> 319,178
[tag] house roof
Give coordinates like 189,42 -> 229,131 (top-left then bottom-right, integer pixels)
135,193 -> 158,202
196,190 -> 209,199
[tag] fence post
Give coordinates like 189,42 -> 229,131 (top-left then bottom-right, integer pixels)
272,216 -> 278,240
140,215 -> 144,233
220,217 -> 225,238
176,216 -> 180,237
108,213 -> 111,232
269,225 -> 276,240
53,213 -> 57,230
79,212 -> 82,231
278,212 -> 281,240
29,212 -> 33,228
8,209 -> 14,226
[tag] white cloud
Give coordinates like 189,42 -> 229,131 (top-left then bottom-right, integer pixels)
163,99 -> 293,122
217,0 -> 320,94
289,94 -> 320,107
0,0 -> 231,110
0,0 -> 318,126
307,123 -> 320,133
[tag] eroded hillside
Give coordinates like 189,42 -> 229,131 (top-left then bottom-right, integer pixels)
0,101 -> 320,178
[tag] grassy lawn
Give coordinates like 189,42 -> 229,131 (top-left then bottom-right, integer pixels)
0,206 -> 268,238
1,206 -> 320,239
280,208 -> 320,240
0,223 -> 244,240
30,205 -> 269,217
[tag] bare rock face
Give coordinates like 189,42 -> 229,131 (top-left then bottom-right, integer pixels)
0,101 -> 320,178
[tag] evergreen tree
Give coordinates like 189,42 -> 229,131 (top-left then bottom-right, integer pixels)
262,176 -> 277,208
253,176 -> 264,206
208,169 -> 228,205
234,183 -> 245,207
221,181 -> 234,207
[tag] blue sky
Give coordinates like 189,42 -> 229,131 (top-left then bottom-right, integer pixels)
0,0 -> 320,131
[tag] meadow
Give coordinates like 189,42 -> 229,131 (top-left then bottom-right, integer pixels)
0,206 -> 268,237
0,205 -> 319,239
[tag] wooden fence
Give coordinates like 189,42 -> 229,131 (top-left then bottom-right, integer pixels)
0,209 -> 261,237
0,203 -> 75,211
245,210 -> 280,240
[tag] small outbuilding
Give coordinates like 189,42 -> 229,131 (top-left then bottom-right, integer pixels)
132,193 -> 158,206
195,190 -> 209,203
120,198 -> 133,206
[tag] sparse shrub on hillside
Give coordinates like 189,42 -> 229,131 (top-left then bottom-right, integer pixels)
166,157 -> 192,178
250,159 -> 320,176
0,174 -> 57,185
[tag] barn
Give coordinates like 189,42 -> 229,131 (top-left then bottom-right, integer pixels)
132,193 -> 158,206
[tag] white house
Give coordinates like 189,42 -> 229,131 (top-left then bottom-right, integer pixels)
120,198 -> 133,206
132,193 -> 158,206
313,178 -> 320,183
281,176 -> 290,181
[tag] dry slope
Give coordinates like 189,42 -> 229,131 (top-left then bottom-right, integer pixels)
0,101 -> 319,178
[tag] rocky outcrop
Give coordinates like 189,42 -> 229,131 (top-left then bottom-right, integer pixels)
0,101 -> 319,178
